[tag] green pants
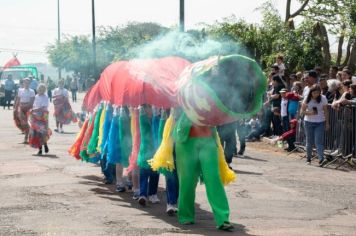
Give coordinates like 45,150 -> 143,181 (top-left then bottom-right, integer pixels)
176,137 -> 230,227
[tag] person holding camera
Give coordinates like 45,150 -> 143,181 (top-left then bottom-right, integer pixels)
300,84 -> 329,166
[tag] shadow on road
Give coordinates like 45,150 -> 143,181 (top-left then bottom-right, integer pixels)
80,175 -> 255,236
233,169 -> 263,176
31,154 -> 58,158
237,155 -> 268,162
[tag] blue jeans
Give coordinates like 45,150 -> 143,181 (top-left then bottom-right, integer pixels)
166,171 -> 178,205
139,168 -> 160,197
282,116 -> 290,133
304,121 -> 325,161
100,154 -> 116,183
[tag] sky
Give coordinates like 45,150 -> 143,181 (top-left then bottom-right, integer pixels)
0,0 -> 308,65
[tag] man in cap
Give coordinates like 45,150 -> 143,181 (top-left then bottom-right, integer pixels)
29,75 -> 38,94
3,74 -> 16,109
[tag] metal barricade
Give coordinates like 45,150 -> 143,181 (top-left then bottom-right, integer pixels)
294,103 -> 356,169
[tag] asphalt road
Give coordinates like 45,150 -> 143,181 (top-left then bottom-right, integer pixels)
1,93 -> 356,236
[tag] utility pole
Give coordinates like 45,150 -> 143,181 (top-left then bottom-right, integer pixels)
91,0 -> 97,80
179,0 -> 184,32
57,0 -> 61,79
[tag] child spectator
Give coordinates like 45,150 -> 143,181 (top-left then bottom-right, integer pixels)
275,55 -> 286,77
270,119 -> 298,152
288,82 -> 303,120
279,88 -> 289,133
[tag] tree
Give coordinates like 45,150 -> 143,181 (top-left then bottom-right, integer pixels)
301,0 -> 356,69
47,22 -> 167,78
285,0 -> 310,26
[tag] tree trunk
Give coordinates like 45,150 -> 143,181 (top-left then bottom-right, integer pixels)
347,41 -> 356,72
336,25 -> 346,66
314,22 -> 331,71
342,40 -> 352,67
285,0 -> 292,23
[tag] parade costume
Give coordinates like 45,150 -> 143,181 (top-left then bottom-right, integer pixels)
53,88 -> 77,127
69,54 -> 266,230
16,88 -> 35,134
28,91 -> 51,154
28,108 -> 51,149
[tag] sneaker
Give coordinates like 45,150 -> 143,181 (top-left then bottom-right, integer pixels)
306,160 -> 311,165
172,204 -> 178,213
116,185 -> 126,193
166,204 -> 175,216
330,150 -> 341,156
219,222 -> 234,232
60,128 -> 64,133
44,145 -> 49,153
54,129 -> 59,133
138,196 -> 147,206
237,151 -> 244,156
148,194 -> 160,204
132,190 -> 140,200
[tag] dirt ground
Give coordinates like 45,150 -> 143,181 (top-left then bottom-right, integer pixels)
1,93 -> 356,236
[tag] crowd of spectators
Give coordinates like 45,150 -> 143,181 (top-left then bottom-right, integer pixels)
248,55 -> 355,164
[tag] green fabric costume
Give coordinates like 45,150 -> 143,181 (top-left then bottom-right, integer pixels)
174,113 -> 230,227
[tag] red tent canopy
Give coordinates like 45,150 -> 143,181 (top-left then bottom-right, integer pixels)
82,57 -> 191,111
3,56 -> 21,68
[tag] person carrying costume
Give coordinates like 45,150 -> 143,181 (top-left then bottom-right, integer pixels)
14,78 -> 35,143
173,111 -> 233,231
28,84 -> 51,155
137,105 -> 160,206
53,79 -> 77,133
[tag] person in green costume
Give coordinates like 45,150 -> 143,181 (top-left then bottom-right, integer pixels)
173,112 -> 233,231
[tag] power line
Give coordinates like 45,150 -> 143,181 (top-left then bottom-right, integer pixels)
0,47 -> 47,55
0,24 -> 91,34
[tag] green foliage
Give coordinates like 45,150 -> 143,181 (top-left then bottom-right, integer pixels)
47,22 -> 167,78
47,1 -> 354,78
205,2 -> 324,73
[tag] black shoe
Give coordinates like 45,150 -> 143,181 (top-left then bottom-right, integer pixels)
37,149 -> 43,155
104,179 -> 113,185
126,182 -> 133,190
319,159 -> 327,167
138,196 -> 147,206
44,145 -> 49,153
